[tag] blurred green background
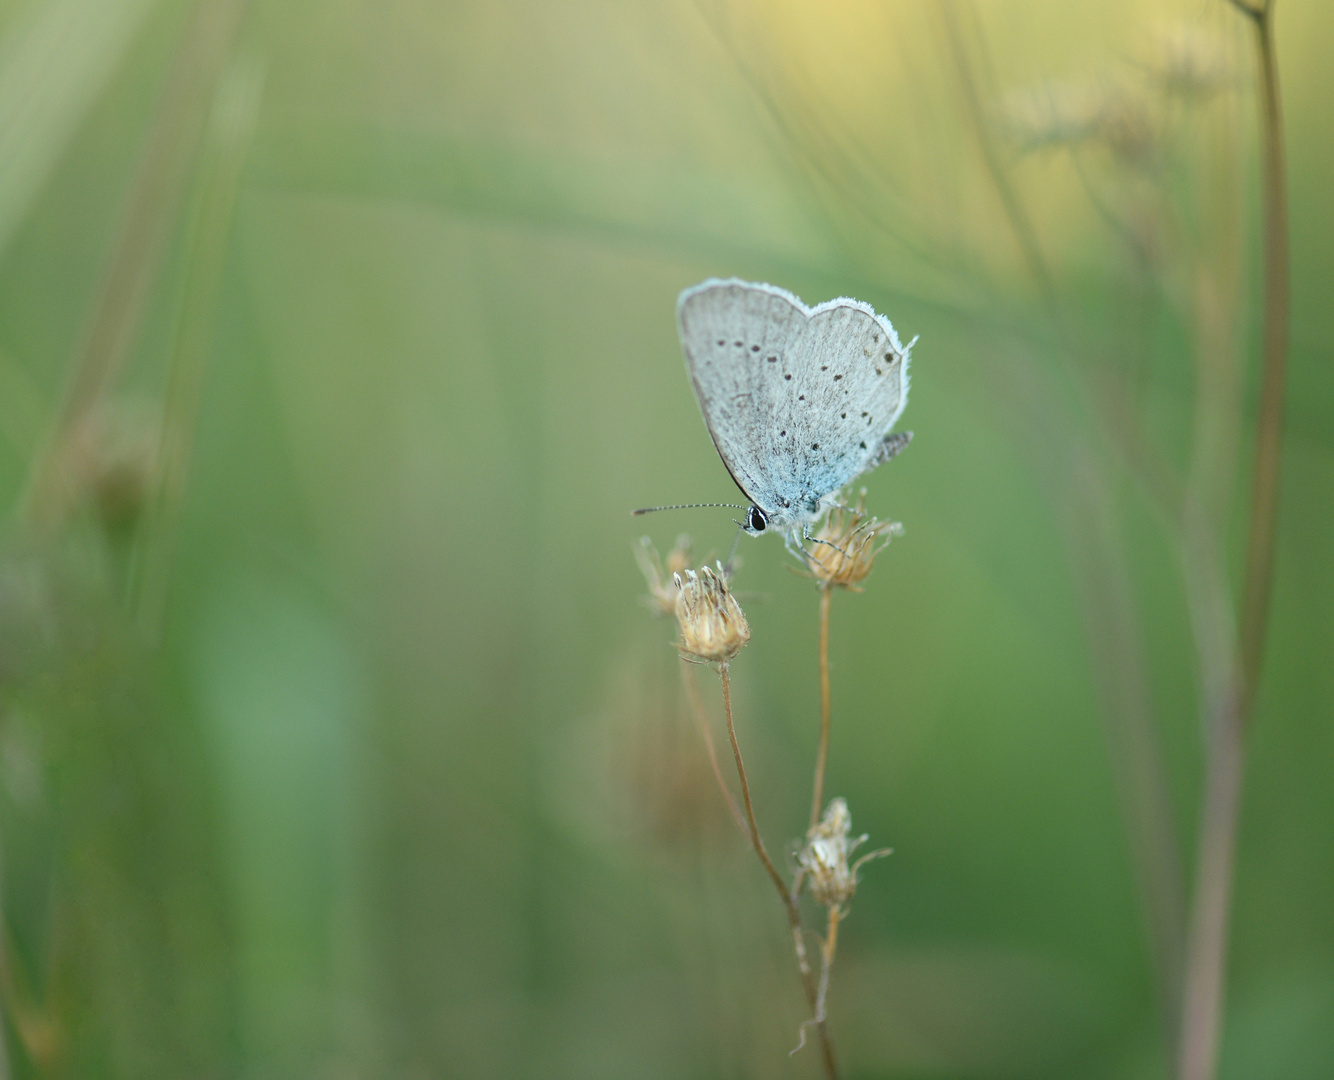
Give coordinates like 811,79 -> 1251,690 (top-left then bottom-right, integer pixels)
0,0 -> 1331,1077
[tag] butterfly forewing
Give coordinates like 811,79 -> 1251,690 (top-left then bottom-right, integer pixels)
678,282 -> 807,516
678,279 -> 910,529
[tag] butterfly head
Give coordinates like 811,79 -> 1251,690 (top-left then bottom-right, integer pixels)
739,494 -> 830,537
741,505 -> 768,535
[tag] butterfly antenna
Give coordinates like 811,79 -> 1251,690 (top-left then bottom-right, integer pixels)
632,502 -> 746,516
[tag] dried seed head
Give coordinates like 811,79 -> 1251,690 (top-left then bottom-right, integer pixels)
1096,90 -> 1158,169
804,490 -> 902,591
44,399 -> 160,532
635,535 -> 693,617
797,797 -> 889,909
1153,22 -> 1233,100
1001,79 -> 1159,170
1000,80 -> 1107,152
674,564 -> 749,663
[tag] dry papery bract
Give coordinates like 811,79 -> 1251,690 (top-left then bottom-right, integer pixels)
797,797 -> 890,911
634,534 -> 693,617
803,490 -> 902,591
674,564 -> 749,664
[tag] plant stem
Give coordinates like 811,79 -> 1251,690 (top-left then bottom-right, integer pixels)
681,662 -> 747,833
810,585 -> 833,829
719,663 -> 838,1080
720,664 -> 788,899
1177,4 -> 1288,1079
1234,5 -> 1289,734
817,906 -> 841,1025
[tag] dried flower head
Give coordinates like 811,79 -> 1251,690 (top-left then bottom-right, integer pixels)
635,535 -> 693,617
674,564 -> 749,663
1153,22 -> 1233,100
42,399 -> 160,532
804,490 -> 903,591
797,798 -> 890,909
1096,90 -> 1158,169
1001,80 -> 1107,152
1001,79 -> 1159,170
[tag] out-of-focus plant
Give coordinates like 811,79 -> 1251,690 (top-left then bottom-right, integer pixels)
0,0 -> 257,1073
697,2 -> 1290,1078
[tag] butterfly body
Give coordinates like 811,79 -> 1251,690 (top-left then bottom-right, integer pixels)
676,279 -> 913,541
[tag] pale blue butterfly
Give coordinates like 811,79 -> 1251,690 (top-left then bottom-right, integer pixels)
639,279 -> 914,556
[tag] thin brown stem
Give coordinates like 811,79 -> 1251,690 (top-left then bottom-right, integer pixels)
720,664 -> 788,899
719,664 -> 838,1080
793,904 -> 842,1057
1177,710 -> 1244,1080
818,906 -> 841,1023
1236,0 -> 1287,735
1178,4 -> 1288,1079
810,585 -> 833,830
681,663 -> 746,833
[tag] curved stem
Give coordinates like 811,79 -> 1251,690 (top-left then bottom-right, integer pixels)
810,586 -> 833,829
720,664 -> 838,1080
1177,4 -> 1288,1079
681,663 -> 746,833
720,664 -> 788,899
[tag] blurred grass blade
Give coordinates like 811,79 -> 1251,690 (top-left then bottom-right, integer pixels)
136,56 -> 263,633
19,0 -> 249,532
0,0 -> 160,259
248,123 -> 841,284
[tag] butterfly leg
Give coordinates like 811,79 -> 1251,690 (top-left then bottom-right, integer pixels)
802,523 -> 848,559
784,529 -> 817,566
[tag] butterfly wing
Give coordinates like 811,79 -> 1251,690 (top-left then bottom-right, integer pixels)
678,279 -> 911,529
789,293 -> 911,487
678,280 -> 809,519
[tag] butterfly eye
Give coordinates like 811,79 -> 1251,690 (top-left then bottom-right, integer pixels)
746,506 -> 767,532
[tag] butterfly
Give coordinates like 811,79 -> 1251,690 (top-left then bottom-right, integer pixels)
641,278 -> 913,556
